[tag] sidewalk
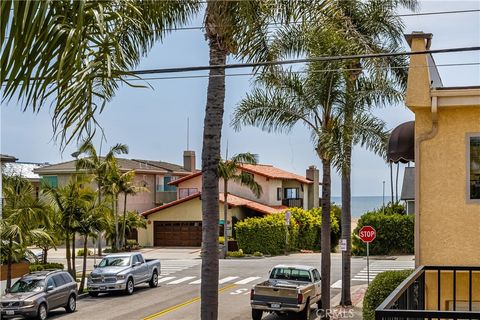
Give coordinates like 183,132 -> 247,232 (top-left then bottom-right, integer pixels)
329,284 -> 367,320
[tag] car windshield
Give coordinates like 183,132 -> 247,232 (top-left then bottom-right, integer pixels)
98,256 -> 130,267
9,279 -> 45,293
270,268 -> 312,282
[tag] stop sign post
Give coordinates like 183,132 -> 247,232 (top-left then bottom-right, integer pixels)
359,226 -> 376,285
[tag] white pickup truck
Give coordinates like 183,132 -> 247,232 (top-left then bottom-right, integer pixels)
87,252 -> 160,296
250,265 -> 322,320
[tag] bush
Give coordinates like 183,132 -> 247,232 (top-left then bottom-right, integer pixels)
102,248 -> 113,254
253,251 -> 263,257
235,208 -> 339,255
218,237 -> 225,245
77,249 -> 93,257
363,270 -> 413,320
227,249 -> 245,258
29,263 -> 64,272
352,210 -> 414,256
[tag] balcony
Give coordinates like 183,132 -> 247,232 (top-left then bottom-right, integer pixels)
155,191 -> 177,205
282,198 -> 303,208
376,265 -> 480,319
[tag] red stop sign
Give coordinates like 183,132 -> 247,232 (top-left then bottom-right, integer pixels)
359,226 -> 376,243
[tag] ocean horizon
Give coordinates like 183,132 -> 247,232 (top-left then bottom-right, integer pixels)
331,196 -> 390,218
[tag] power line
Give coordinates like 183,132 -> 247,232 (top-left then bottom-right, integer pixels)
122,62 -> 480,82
131,46 -> 480,75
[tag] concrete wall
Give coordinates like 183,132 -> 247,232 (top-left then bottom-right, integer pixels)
219,173 -> 282,206
176,174 -> 202,198
118,173 -> 156,214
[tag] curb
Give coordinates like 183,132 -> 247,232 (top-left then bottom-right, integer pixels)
77,293 -> 89,300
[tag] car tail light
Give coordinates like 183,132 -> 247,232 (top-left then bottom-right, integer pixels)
250,289 -> 255,300
297,292 -> 303,304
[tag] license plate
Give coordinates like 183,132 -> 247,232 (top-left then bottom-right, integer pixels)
6,310 -> 14,315
100,286 -> 106,290
271,303 -> 281,308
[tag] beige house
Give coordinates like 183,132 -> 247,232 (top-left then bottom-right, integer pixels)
138,164 -> 320,247
34,151 -> 197,213
377,32 -> 480,318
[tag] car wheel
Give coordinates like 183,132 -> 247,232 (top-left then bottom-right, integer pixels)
299,299 -> 310,320
36,303 -> 48,320
65,294 -> 76,313
149,271 -> 158,288
88,291 -> 99,297
125,278 -> 134,295
251,308 -> 263,320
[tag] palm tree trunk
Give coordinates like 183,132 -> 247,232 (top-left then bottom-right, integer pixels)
71,233 -> 76,278
79,235 -> 88,293
65,229 -> 72,276
97,181 -> 103,255
200,39 -> 227,320
320,157 -> 332,317
6,240 -> 13,289
121,193 -> 128,248
223,180 -> 228,259
114,194 -> 119,251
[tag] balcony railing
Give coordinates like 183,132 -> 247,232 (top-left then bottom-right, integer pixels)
376,265 -> 480,320
282,198 -> 303,208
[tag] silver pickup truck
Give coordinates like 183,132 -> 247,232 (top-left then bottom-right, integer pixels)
250,265 -> 322,320
87,252 -> 160,296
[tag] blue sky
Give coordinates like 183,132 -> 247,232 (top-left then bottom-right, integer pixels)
1,1 -> 479,196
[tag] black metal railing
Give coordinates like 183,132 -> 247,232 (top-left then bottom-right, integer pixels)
282,198 -> 303,208
376,265 -> 480,320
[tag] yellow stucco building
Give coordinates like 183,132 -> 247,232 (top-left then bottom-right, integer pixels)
377,32 -> 480,318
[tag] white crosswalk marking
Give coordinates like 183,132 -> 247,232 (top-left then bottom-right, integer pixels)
189,279 -> 202,284
234,277 -> 261,285
219,276 -> 239,284
167,276 -> 196,285
351,260 -> 414,283
160,260 -> 201,276
157,276 -> 176,283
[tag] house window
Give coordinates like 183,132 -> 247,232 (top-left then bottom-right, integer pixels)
163,176 -> 177,192
42,176 -> 58,188
284,188 -> 299,199
469,135 -> 480,200
155,175 -> 164,192
179,188 -> 198,199
277,188 -> 282,201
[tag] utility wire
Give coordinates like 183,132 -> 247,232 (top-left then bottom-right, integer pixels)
131,46 -> 480,75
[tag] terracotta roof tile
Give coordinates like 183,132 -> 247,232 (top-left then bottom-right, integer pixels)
239,164 -> 313,184
219,193 -> 286,215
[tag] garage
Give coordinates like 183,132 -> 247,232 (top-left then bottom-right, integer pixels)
153,221 -> 202,246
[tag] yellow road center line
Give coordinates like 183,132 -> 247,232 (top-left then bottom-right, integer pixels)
142,284 -> 236,320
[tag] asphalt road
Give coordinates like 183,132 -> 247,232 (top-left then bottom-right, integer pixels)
40,253 -> 413,320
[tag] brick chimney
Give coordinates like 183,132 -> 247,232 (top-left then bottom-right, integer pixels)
306,165 -> 319,209
183,150 -> 196,172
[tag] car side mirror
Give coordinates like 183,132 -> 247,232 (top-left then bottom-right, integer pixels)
46,285 -> 54,292
4,288 -> 9,294
134,261 -> 141,267
93,264 -> 98,268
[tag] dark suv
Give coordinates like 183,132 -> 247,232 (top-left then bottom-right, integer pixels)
1,270 -> 77,320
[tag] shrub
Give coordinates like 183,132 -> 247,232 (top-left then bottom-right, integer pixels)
29,263 -> 64,272
227,249 -> 245,258
253,251 -> 263,257
218,237 -> 225,245
352,211 -> 414,256
235,208 -> 339,255
77,249 -> 93,257
363,270 -> 413,320
102,248 -> 113,254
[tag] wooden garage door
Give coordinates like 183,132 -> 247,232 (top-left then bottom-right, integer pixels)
153,221 -> 202,247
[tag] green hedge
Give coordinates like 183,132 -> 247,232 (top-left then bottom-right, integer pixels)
77,249 -> 93,257
352,211 -> 414,256
235,208 -> 339,255
29,263 -> 64,272
363,270 -> 413,320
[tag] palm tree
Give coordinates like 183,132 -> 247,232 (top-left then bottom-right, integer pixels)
1,1 -> 200,147
218,152 -> 262,258
200,3 -> 304,317
117,170 -> 148,248
122,211 -> 148,246
75,141 -> 128,253
102,159 -> 124,251
1,175 -> 52,289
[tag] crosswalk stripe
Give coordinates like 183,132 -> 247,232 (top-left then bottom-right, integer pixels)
189,279 -> 202,284
234,277 -> 261,285
157,277 -> 176,283
219,276 -> 239,284
167,276 -> 196,285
